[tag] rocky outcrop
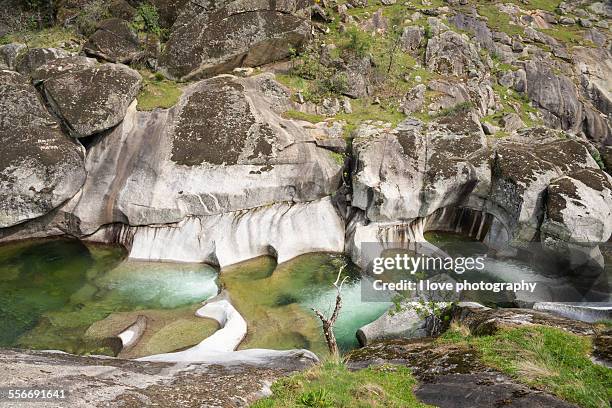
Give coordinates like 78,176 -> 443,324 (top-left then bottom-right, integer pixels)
425,30 -> 487,77
348,306 -> 604,408
523,59 -> 584,133
33,57 -> 142,138
83,18 -> 142,63
15,47 -> 71,75
347,113 -> 606,267
1,74 -> 345,265
0,347 -> 316,408
159,2 -> 311,80
0,70 -> 86,228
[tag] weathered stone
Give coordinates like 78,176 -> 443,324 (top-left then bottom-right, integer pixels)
523,59 -> 583,133
160,4 -> 311,80
425,30 -> 486,77
542,168 -> 612,249
500,113 -> 526,133
0,43 -> 25,70
449,12 -> 494,50
0,347 -> 316,408
401,84 -> 426,114
0,70 -> 85,228
400,26 -> 424,52
34,57 -> 142,137
83,18 -> 142,63
15,47 -> 71,75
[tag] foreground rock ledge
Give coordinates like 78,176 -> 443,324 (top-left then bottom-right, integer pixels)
0,348 -> 317,408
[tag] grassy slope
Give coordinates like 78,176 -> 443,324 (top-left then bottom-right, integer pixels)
439,325 -> 612,408
252,360 -> 432,408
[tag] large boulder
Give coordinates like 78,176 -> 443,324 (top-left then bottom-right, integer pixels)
159,2 -> 311,80
15,47 -> 71,75
0,70 -> 86,228
83,18 -> 142,63
33,57 -> 142,138
0,43 -> 25,70
523,59 -> 584,133
425,30 -> 486,77
20,73 -> 344,265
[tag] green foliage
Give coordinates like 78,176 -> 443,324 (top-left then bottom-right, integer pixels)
75,0 -> 110,36
0,27 -> 79,49
591,150 -> 605,170
433,101 -> 474,118
329,152 -> 345,166
136,71 -> 182,111
340,26 -> 372,58
282,110 -> 326,123
298,389 -> 332,407
132,3 -> 165,39
252,361 -> 432,408
440,326 -> 612,408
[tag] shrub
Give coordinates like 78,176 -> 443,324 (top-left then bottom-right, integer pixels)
75,0 -> 110,36
341,26 -> 372,58
132,3 -> 167,39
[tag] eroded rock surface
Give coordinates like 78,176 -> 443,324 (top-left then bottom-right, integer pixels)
0,70 -> 86,228
0,348 -> 315,408
34,57 -> 142,137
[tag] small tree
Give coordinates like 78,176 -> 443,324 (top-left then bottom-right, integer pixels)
312,265 -> 347,358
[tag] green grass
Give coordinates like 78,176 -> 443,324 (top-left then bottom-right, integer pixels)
439,326 -> 612,408
136,72 -> 182,111
335,98 -> 405,138
252,360 -> 432,408
282,110 -> 327,123
329,151 -> 345,166
0,27 -> 81,49
477,3 -> 525,37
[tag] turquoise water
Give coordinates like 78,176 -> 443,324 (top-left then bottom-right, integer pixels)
0,239 -> 218,354
0,240 -> 390,357
221,253 -> 391,355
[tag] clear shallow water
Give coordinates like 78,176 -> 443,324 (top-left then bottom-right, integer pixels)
0,239 -> 218,355
0,240 -> 390,357
221,253 -> 391,355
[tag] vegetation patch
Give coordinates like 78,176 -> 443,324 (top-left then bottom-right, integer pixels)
282,110 -> 327,123
0,26 -> 81,49
137,71 -> 182,111
439,325 -> 612,408
252,361 -> 432,408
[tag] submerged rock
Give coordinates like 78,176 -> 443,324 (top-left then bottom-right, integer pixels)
0,70 -> 85,228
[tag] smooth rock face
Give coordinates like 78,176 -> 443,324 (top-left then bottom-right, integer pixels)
0,70 -> 86,228
23,74 -> 346,264
34,57 -> 142,137
347,115 -> 606,266
356,305 -> 427,346
160,3 -> 311,80
89,198 -> 345,266
83,18 -> 142,63
524,59 -> 584,132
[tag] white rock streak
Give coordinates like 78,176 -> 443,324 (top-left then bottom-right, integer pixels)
138,293 -> 319,365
